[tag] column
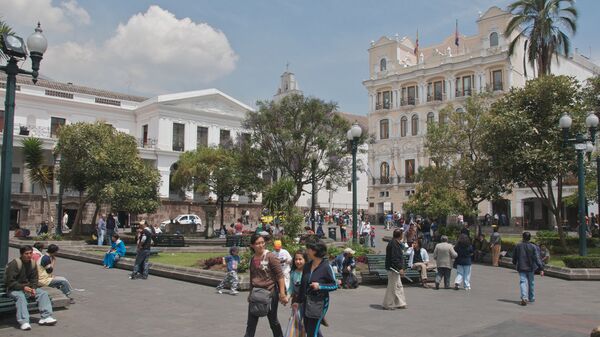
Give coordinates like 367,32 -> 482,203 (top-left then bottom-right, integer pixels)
22,167 -> 32,193
185,122 -> 196,152
474,74 -> 481,94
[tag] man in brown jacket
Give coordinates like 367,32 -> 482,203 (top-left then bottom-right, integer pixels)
5,246 -> 57,330
433,235 -> 458,289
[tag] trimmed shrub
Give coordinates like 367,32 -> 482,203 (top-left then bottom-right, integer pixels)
562,255 -> 600,268
202,256 -> 225,270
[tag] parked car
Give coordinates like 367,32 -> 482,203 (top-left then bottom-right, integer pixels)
160,214 -> 202,231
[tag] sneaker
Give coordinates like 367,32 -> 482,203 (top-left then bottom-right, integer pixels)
38,317 -> 57,326
230,290 -> 239,295
69,298 -> 76,304
216,289 -> 223,294
20,323 -> 32,330
454,283 -> 459,290
129,274 -> 137,280
435,283 -> 439,290
520,299 -> 527,306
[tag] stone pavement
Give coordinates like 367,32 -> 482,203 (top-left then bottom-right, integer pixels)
1,248 -> 599,337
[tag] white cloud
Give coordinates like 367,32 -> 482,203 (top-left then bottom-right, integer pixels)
42,5 -> 238,95
0,0 -> 90,33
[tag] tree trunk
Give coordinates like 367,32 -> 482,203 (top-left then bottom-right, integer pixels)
42,187 -> 54,234
555,176 -> 567,248
71,193 -> 92,236
220,198 -> 225,229
91,203 -> 100,228
293,182 -> 304,205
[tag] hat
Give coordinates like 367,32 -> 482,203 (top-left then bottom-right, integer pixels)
274,240 -> 282,249
343,248 -> 355,255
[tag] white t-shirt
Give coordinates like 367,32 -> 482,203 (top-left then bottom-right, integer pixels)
273,248 -> 292,275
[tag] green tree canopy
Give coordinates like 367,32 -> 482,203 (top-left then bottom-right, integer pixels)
243,94 -> 363,204
505,0 -> 578,77
21,137 -> 53,227
55,122 -> 160,234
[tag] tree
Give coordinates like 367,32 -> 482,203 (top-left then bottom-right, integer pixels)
21,137 -> 53,230
505,0 -> 578,77
0,18 -> 14,60
483,75 -> 586,246
171,146 -> 262,231
55,122 -> 161,234
425,94 -> 510,222
262,177 -> 304,239
244,94 -> 362,204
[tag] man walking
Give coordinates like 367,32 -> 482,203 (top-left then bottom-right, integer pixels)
96,214 -> 106,246
383,229 -> 407,310
512,232 -> 544,306
490,226 -> 501,267
130,220 -> 153,280
105,213 -> 116,246
433,235 -> 457,289
5,246 -> 57,330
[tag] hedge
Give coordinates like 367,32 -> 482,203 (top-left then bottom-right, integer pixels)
561,255 -> 600,268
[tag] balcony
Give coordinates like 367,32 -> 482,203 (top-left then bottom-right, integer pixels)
375,102 -> 392,110
370,176 -> 416,186
0,124 -> 51,138
426,92 -> 444,102
455,89 -> 472,98
138,137 -> 157,149
400,97 -> 416,106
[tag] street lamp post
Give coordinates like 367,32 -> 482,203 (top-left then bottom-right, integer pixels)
559,112 -> 599,256
347,122 -> 362,244
54,153 -> 64,235
310,153 -> 317,232
0,24 -> 48,267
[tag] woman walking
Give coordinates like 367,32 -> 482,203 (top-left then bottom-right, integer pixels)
294,240 -> 338,337
244,234 -> 288,337
454,234 -> 474,290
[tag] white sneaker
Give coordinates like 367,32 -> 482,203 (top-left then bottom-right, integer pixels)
230,290 -> 239,295
216,289 -> 223,294
38,317 -> 57,326
20,323 -> 32,330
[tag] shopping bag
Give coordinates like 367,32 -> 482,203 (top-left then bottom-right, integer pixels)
284,309 -> 305,337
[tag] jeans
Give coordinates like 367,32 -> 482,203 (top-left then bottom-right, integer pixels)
97,229 -> 105,246
244,288 -> 282,337
304,296 -> 329,337
9,289 -> 53,324
105,229 -> 114,245
436,267 -> 451,288
422,233 -> 431,249
519,271 -> 535,302
49,276 -> 72,296
454,264 -> 472,289
133,249 -> 151,278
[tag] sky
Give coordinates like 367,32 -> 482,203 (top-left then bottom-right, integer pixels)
1,0 -> 599,114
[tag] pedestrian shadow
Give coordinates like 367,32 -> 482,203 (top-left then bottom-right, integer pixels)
369,304 -> 386,310
497,299 -> 522,306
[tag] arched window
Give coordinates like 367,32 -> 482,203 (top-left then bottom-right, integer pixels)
456,108 -> 465,126
490,32 -> 499,47
427,112 -> 435,125
380,58 -> 387,71
379,119 -> 389,139
400,116 -> 407,137
411,114 -> 419,136
380,162 -> 390,184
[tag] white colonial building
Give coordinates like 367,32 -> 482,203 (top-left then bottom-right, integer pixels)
0,72 -> 258,228
364,6 -> 599,228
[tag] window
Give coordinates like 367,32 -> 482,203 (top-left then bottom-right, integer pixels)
411,114 -> 419,136
439,112 -> 449,125
220,129 -> 231,146
347,182 -> 352,192
380,162 -> 390,184
492,70 -> 503,91
427,112 -> 435,125
405,159 -> 415,183
400,116 -> 407,137
172,123 -> 185,151
380,58 -> 387,72
456,108 -> 465,126
490,32 -> 499,47
379,119 -> 389,139
456,75 -> 474,97
197,126 -> 208,148
240,132 -> 251,146
427,80 -> 444,101
401,86 -> 417,105
376,90 -> 392,109
142,124 -> 148,146
50,117 -> 66,138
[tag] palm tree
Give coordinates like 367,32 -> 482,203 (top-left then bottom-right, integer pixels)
505,0 -> 578,77
0,18 -> 14,60
22,137 -> 54,232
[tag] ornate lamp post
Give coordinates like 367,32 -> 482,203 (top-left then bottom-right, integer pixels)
310,152 -> 318,232
347,122 -> 362,244
559,112 -> 599,256
0,23 -> 48,266
54,152 -> 64,235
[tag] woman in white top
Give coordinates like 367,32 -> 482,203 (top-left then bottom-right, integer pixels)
406,240 -> 430,287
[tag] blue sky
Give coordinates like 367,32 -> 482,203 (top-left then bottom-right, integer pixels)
2,0 -> 599,114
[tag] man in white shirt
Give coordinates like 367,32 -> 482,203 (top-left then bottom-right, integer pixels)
62,211 -> 69,232
272,240 -> 292,289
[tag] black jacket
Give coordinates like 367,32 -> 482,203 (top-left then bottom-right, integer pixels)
512,242 -> 543,272
454,244 -> 473,266
385,239 -> 405,271
296,259 -> 338,304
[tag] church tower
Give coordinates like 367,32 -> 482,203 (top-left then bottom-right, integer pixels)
273,66 -> 302,101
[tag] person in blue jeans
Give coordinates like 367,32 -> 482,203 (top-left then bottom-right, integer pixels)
453,234 -> 474,290
512,231 -> 544,306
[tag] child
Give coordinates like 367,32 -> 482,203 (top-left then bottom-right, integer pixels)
216,247 -> 240,295
370,226 -> 376,248
341,248 -> 358,289
288,249 -> 307,304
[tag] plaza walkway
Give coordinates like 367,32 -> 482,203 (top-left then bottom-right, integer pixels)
1,247 -> 598,337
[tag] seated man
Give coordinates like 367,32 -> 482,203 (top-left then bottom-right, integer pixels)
406,240 -> 430,287
539,244 -> 550,265
6,246 -> 57,330
37,244 -> 75,304
473,234 -> 489,262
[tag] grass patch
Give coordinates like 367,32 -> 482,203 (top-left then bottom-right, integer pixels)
547,256 -> 565,268
150,252 -> 223,267
501,235 -> 522,244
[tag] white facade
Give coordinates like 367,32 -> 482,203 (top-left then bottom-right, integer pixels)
364,6 -> 600,227
0,73 -> 254,202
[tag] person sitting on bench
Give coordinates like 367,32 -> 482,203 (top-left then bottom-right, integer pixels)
406,240 -> 430,287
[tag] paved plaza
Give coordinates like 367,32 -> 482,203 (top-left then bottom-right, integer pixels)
1,247 -> 598,337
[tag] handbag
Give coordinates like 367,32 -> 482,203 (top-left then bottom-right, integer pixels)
249,287 -> 272,317
304,293 -> 325,319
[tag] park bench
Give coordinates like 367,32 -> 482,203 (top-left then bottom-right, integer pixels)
225,235 -> 251,247
365,254 -> 436,284
0,267 -> 65,315
153,234 -> 185,247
